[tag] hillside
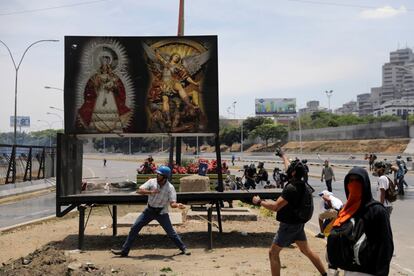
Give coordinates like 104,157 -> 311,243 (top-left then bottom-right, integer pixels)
282,138 -> 410,154
182,139 -> 409,154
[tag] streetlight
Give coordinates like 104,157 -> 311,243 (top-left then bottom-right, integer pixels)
46,112 -> 63,129
325,90 -> 333,112
44,86 -> 63,92
49,106 -> 63,112
0,39 -> 59,145
37,120 -> 52,147
232,101 -> 237,119
297,110 -> 303,155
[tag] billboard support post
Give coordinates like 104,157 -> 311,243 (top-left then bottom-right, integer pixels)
215,134 -> 223,192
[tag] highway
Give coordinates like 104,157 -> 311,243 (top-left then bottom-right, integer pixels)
0,156 -> 413,274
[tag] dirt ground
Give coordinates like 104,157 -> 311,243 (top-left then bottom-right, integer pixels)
193,138 -> 409,154
283,138 -> 410,154
0,203 -> 332,276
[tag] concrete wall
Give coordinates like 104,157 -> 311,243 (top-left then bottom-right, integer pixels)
289,121 -> 409,141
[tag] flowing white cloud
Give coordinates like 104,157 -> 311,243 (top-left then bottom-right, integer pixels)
359,5 -> 407,19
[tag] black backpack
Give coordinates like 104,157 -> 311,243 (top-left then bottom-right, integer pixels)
385,176 -> 398,202
327,201 -> 381,270
289,181 -> 314,223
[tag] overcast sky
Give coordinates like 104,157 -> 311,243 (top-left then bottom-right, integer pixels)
0,0 -> 413,132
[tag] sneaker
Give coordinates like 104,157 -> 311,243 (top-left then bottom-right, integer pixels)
315,233 -> 325,239
111,249 -> 128,257
180,249 -> 191,256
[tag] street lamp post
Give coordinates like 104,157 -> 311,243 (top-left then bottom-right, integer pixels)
0,39 -> 59,145
44,86 -> 63,92
49,106 -> 63,112
298,111 -> 303,155
241,119 -> 243,153
325,90 -> 333,112
46,112 -> 63,129
37,120 -> 53,147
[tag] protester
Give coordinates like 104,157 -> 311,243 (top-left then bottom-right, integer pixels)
231,153 -> 236,166
302,159 -> 309,183
395,157 -> 407,195
327,167 -> 393,276
373,161 -> 394,216
321,160 -> 335,192
252,149 -> 327,276
111,165 -> 190,257
244,163 -> 257,189
315,190 -> 343,239
255,162 -> 269,189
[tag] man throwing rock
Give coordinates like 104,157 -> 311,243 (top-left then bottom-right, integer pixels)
111,165 -> 190,257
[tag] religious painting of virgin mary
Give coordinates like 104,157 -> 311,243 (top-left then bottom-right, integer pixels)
74,39 -> 135,133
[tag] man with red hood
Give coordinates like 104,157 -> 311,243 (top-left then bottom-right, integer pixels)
327,167 -> 393,276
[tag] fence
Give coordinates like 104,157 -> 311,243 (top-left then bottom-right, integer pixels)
0,144 -> 56,184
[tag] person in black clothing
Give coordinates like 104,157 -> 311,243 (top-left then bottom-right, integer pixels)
253,149 -> 327,276
255,162 -> 269,189
327,167 -> 393,276
244,163 -> 257,189
273,167 -> 287,188
302,159 -> 309,183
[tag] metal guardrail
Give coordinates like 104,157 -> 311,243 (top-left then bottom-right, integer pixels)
0,144 -> 56,184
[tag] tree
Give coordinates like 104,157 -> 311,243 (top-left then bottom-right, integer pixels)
219,126 -> 241,147
242,116 -> 273,139
250,124 -> 287,146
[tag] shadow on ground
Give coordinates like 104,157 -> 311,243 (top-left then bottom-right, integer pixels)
54,231 -> 275,251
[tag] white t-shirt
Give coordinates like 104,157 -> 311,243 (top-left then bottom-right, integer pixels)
320,195 -> 343,211
377,175 -> 392,207
140,178 -> 177,214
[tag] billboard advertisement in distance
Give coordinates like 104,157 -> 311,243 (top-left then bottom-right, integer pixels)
64,35 -> 219,135
10,116 -> 30,127
255,98 -> 296,115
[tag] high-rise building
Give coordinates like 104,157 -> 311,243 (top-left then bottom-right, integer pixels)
299,100 -> 327,114
381,48 -> 414,103
335,101 -> 357,115
357,93 -> 373,116
356,48 -> 414,117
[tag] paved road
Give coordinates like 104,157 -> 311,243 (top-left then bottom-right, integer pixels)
1,157 -> 413,274
0,193 -> 55,228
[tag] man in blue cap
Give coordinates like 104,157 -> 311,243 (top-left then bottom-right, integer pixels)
111,165 -> 190,257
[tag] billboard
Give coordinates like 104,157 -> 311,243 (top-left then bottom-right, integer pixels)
10,116 -> 30,127
64,36 -> 219,135
255,98 -> 296,115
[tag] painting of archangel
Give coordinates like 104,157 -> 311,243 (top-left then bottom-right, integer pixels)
143,39 -> 211,133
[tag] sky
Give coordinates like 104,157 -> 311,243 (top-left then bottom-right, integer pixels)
0,0 -> 413,132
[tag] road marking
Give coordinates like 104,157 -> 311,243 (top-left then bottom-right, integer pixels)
84,166 -> 95,178
30,209 -> 53,216
392,262 -> 414,276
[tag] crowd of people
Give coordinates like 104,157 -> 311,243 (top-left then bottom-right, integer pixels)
108,150 -> 405,276
253,149 -> 395,276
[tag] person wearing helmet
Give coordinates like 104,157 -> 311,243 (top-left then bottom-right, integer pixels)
111,165 -> 190,257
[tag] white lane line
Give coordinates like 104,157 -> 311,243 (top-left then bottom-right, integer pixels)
84,166 -> 95,178
392,262 -> 414,276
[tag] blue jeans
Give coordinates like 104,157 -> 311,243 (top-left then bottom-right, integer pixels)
121,207 -> 186,255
